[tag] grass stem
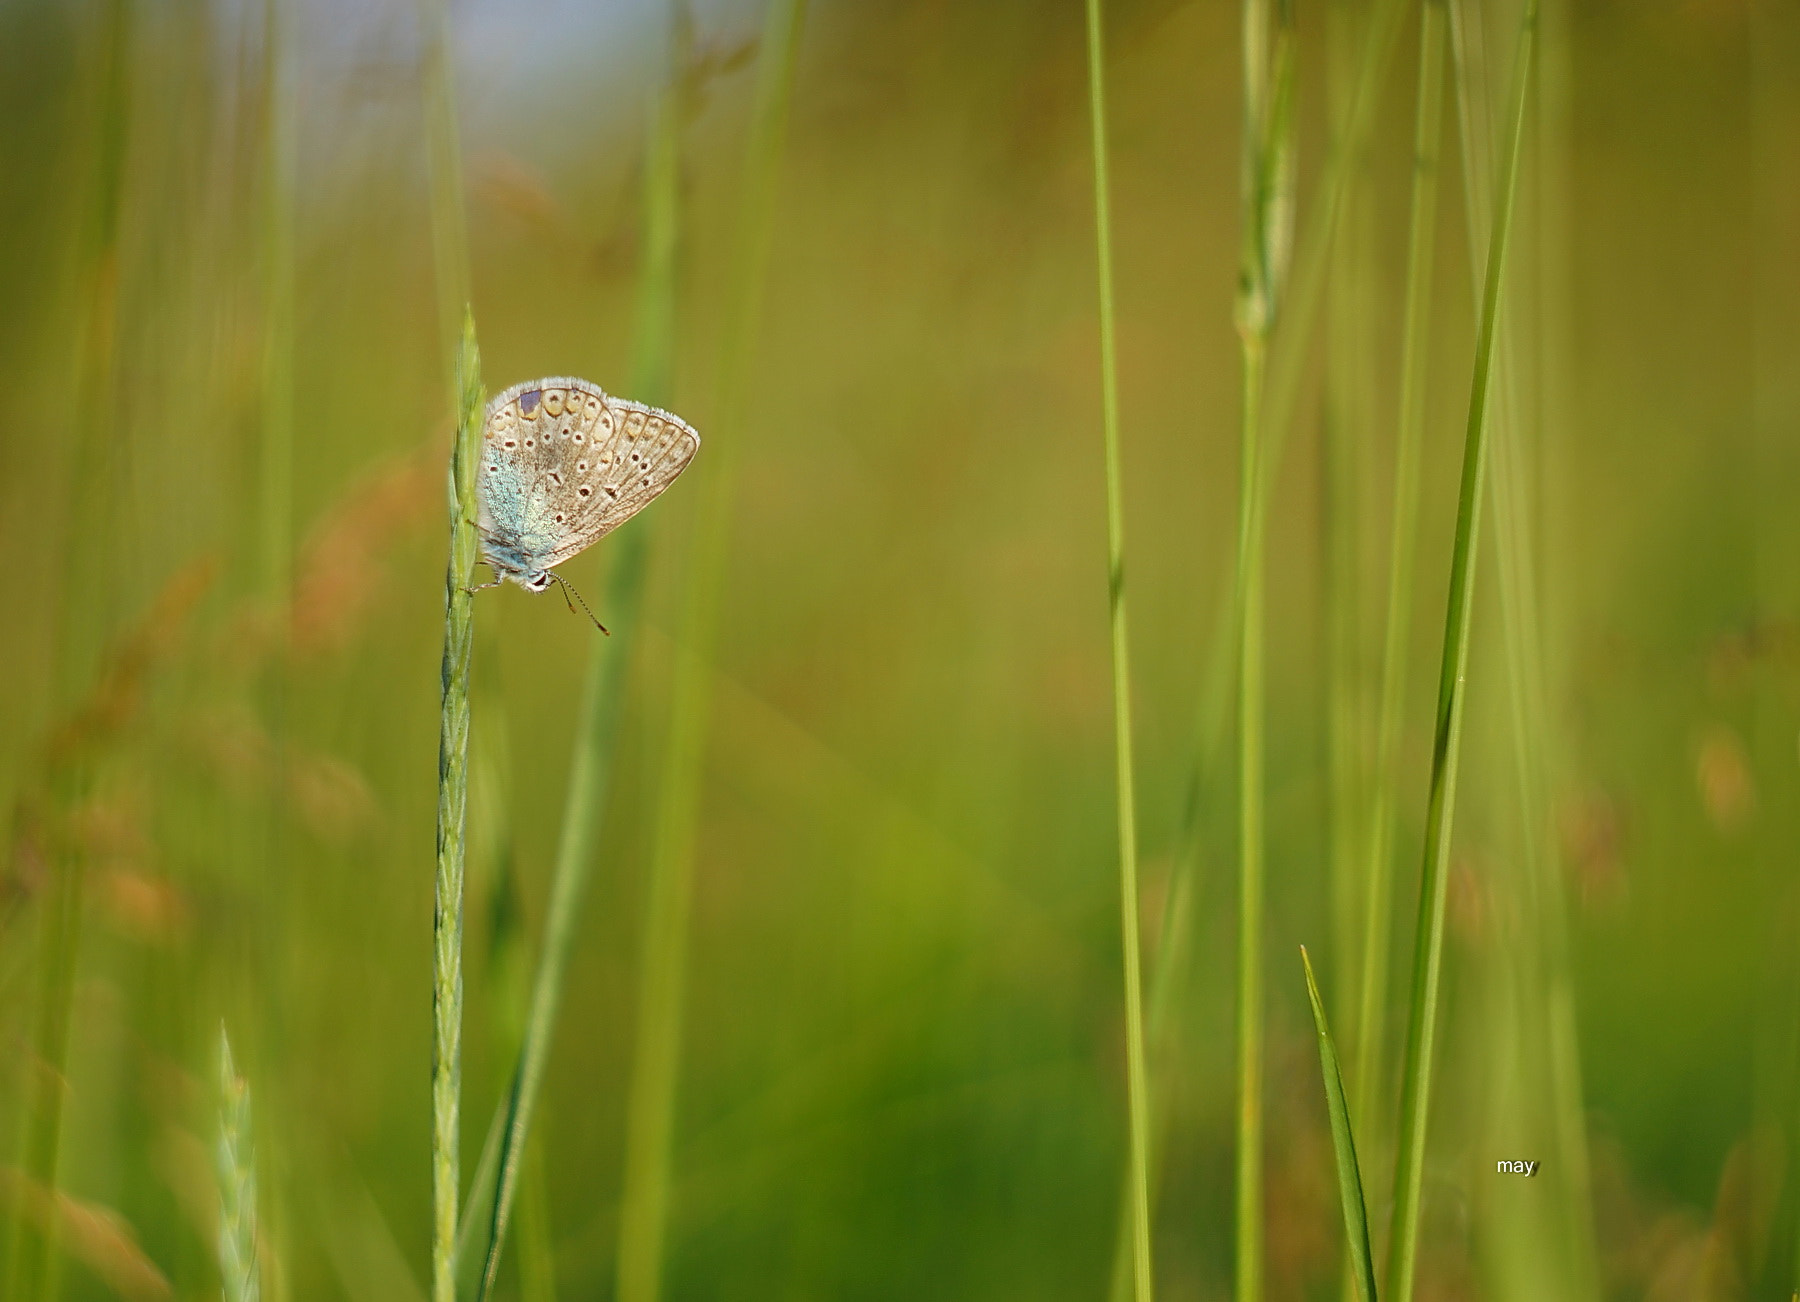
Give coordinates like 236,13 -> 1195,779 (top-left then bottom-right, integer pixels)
1234,333 -> 1266,1302
1231,0 -> 1293,1296
1082,2 -> 1153,1299
432,311 -> 484,1302
1383,6 -> 1538,1301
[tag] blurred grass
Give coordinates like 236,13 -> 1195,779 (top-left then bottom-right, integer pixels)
1349,0 -> 1446,1238
0,1 -> 1793,1300
615,5 -> 806,1302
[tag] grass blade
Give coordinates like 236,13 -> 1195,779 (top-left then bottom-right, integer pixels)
1301,947 -> 1377,1302
1383,5 -> 1539,1301
1083,1 -> 1153,1298
432,310 -> 483,1302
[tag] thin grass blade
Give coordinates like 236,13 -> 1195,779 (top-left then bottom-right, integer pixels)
1301,948 -> 1376,1302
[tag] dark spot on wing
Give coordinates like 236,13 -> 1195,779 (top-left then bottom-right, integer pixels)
519,389 -> 542,416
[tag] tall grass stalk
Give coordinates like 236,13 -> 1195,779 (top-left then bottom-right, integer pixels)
1383,6 -> 1537,1301
1081,2 -> 1153,1299
1350,0 -> 1446,1174
217,1026 -> 260,1302
1169,9 -> 1403,1063
1232,0 -> 1293,1297
418,5 -> 478,1298
1233,330 -> 1267,1302
432,312 -> 483,1302
1177,0 -> 1402,972
411,0 -> 542,1289
614,6 -> 806,1300
474,23 -> 688,1293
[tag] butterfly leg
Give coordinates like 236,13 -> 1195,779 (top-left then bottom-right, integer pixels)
462,562 -> 505,595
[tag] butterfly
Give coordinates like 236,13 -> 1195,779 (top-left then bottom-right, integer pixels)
474,376 -> 699,631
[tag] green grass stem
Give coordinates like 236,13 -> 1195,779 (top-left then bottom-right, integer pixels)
1106,869 -> 1196,1302
613,7 -> 807,1300
432,311 -> 483,1302
1350,0 -> 1446,1162
1301,948 -> 1377,1302
1383,6 -> 1537,1301
417,9 -> 479,1293
1083,3 -> 1153,1299
1233,327 -> 1267,1302
1232,1 -> 1293,1297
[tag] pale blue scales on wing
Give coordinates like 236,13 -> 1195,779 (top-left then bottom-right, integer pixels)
476,376 -> 700,594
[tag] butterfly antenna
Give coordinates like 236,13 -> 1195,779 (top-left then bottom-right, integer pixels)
549,571 -> 609,635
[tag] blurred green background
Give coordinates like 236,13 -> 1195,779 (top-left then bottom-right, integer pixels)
2,0 -> 1798,1299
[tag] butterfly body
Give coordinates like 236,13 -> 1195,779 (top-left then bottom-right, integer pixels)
476,376 -> 699,594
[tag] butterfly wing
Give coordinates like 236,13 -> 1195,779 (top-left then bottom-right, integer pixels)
478,377 -> 614,572
541,396 -> 700,568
